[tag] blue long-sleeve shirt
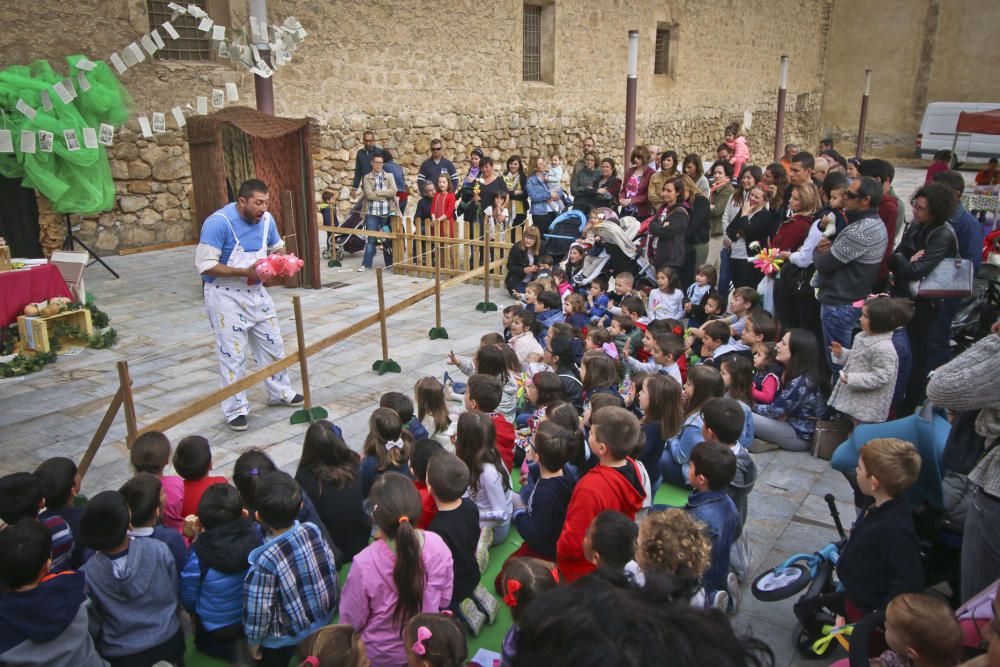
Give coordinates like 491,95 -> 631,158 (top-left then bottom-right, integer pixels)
526,174 -> 552,216
639,422 -> 667,488
666,413 -> 705,466
512,475 -> 575,559
686,490 -> 739,593
950,204 -> 985,274
587,293 -> 610,321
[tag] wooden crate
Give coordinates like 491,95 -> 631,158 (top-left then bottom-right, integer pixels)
17,309 -> 93,354
0,246 -> 11,272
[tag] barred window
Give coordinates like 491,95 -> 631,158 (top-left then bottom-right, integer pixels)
523,5 -> 542,82
654,28 -> 671,76
147,0 -> 212,61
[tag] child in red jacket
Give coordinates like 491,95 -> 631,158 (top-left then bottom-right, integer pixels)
465,375 -> 516,472
557,406 -> 647,582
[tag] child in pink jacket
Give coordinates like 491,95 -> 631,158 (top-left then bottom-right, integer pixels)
339,473 -> 454,667
725,123 -> 751,178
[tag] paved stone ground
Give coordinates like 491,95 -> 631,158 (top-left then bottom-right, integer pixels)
0,167 -> 973,665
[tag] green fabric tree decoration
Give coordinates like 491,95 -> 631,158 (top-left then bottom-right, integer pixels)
0,56 -> 131,214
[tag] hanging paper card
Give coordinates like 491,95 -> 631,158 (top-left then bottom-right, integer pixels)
20,131 -> 36,154
52,81 -> 71,106
196,96 -> 208,115
75,58 -> 96,71
62,78 -> 78,101
167,2 -> 185,13
218,41 -> 229,58
225,82 -> 239,101
251,45 -> 261,62
141,34 -> 158,56
40,91 -> 53,112
98,123 -> 114,146
212,25 -> 225,41
162,21 -> 180,40
254,61 -> 273,78
171,107 -> 186,128
152,112 -> 166,133
128,42 -> 146,63
260,22 -> 269,40
0,131 -> 13,153
249,16 -> 261,41
110,52 -> 128,74
38,131 -> 54,153
197,17 -> 214,32
77,72 -> 91,93
121,45 -> 139,67
211,89 -> 225,108
63,129 -> 81,151
138,116 -> 153,138
82,127 -> 98,149
187,3 -> 206,18
16,98 -> 37,120
151,29 -> 165,49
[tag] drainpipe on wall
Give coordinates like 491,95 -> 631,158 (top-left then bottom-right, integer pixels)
249,0 -> 274,115
773,55 -> 789,162
624,30 -> 639,168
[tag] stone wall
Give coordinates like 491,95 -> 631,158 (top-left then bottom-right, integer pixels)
7,0 -> 835,254
820,0 -> 1000,156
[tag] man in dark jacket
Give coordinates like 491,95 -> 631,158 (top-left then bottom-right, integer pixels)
417,138 -> 459,192
350,130 -> 381,198
814,176 -> 888,371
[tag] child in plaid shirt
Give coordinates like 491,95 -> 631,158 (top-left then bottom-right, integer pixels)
243,472 -> 339,666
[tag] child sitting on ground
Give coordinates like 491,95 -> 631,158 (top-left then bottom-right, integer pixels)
244,472 -> 339,665
564,293 -> 590,330
455,411 -> 514,544
0,472 -> 75,573
661,365 -> 725,488
584,325 -> 613,353
637,374 -> 683,499
634,508 -> 713,605
552,267 -> 573,302
426,453 -> 480,618
607,272 -> 640,317
865,593 -> 964,667
119,472 -> 187,574
718,356 -> 757,449
381,391 -> 429,441
649,266 -> 685,321
586,276 -> 612,325
414,377 -> 453,449
751,342 -> 783,405
535,291 -> 566,337
509,309 -> 545,364
296,624 -> 368,667
623,332 -> 684,385
180,483 -> 261,663
411,438 -> 445,529
465,374 -> 517,471
580,350 -> 622,408
0,520 -> 105,666
404,613 -> 469,667
557,406 -> 647,581
502,304 -> 519,341
718,286 -> 759,337
608,314 -> 634,358
340,474 -> 454,666
360,407 -> 415,498
447,343 -> 517,424
174,435 -> 228,519
81,490 -> 185,665
684,264 -> 718,324
583,510 -> 639,582
508,420 -> 577,566
515,281 -> 543,311
130,430 -> 184,533
685,441 -> 740,612
35,456 -> 86,568
499,558 -> 560,667
836,438 -> 924,619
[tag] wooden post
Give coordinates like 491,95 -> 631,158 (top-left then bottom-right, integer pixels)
428,243 -> 449,339
288,295 -> 328,423
116,361 -> 138,448
372,268 -> 401,373
77,387 -> 124,480
476,229 -> 497,311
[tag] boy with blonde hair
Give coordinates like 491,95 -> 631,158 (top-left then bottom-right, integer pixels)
836,438 -> 923,617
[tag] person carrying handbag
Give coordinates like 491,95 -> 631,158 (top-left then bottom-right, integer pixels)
889,183 -> 960,415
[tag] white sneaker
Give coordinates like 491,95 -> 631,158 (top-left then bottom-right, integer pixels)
726,572 -> 742,614
710,590 -> 730,613
356,266 -> 369,272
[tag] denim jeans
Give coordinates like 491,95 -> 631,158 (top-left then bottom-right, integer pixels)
926,296 -> 960,372
820,303 -> 860,372
362,214 -> 392,268
961,486 -> 1000,603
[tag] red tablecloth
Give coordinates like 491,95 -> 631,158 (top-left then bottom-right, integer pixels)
0,264 -> 73,327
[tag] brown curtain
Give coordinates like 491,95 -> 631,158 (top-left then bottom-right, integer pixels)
222,123 -> 254,201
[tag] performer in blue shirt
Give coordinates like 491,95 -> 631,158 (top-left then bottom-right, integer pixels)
194,179 -> 303,431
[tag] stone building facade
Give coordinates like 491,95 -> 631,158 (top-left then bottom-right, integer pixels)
9,0 -> 840,254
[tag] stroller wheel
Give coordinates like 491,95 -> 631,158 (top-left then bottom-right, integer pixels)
793,617 -> 839,660
752,563 -> 812,602
321,248 -> 332,260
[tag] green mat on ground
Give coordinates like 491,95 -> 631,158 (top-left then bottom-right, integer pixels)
184,482 -> 691,665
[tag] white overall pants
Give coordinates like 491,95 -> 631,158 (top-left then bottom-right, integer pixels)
204,217 -> 294,420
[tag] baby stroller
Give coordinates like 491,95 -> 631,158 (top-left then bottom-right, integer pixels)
542,210 -> 588,262
322,198 -> 366,263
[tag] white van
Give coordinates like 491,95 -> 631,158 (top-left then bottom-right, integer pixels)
916,102 -> 1000,165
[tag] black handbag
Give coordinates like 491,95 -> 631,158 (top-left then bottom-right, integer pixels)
779,262 -> 815,297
